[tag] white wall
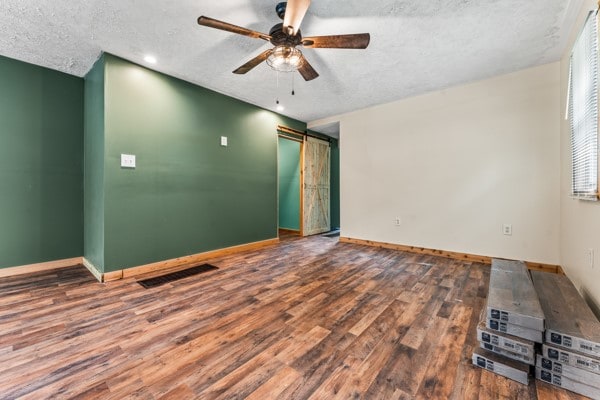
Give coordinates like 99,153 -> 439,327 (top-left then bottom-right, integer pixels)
336,63 -> 561,265
560,0 -> 600,314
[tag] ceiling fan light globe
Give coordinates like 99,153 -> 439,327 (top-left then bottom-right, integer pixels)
267,45 -> 302,72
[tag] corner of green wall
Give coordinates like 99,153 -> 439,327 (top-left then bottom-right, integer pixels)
83,54 -> 106,272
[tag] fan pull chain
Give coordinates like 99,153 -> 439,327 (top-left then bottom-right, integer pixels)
292,72 -> 295,96
276,70 -> 280,106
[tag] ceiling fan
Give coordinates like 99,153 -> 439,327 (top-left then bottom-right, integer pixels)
197,0 -> 370,81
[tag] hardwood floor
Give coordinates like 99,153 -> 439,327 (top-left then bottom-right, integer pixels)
0,235 -> 589,399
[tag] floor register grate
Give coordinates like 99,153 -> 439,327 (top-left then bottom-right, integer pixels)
137,264 -> 218,289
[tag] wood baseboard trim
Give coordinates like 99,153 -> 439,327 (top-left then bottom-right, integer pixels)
82,258 -> 103,282
103,270 -> 124,282
279,228 -> 301,235
339,237 -> 562,274
0,257 -> 83,278
527,262 -> 564,275
106,238 -> 280,281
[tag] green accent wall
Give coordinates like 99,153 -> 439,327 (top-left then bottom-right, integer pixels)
84,57 -> 106,271
0,55 -> 83,268
99,54 -> 305,271
278,137 -> 301,230
330,138 -> 340,229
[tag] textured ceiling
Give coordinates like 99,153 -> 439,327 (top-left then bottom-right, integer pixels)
0,0 -> 584,128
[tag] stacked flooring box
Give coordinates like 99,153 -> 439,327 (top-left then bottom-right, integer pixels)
472,259 -> 544,385
532,271 -> 600,400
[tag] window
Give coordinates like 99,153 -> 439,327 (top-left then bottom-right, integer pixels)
569,10 -> 599,200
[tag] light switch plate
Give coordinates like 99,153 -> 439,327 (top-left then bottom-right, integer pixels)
121,154 -> 136,168
221,136 -> 228,147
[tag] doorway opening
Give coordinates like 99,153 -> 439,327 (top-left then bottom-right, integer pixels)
278,134 -> 302,236
277,126 -> 339,238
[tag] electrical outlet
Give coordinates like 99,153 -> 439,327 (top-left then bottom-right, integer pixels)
220,136 -> 228,146
589,248 -> 594,269
394,217 -> 401,226
502,224 -> 512,236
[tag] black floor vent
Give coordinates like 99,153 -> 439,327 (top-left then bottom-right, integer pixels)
137,264 -> 218,289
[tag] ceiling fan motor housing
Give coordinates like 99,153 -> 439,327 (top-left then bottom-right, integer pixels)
269,23 -> 302,46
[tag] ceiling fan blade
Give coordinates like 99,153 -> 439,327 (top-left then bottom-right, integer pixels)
283,0 -> 311,36
298,55 -> 319,81
233,49 -> 273,74
302,33 -> 370,49
198,16 -> 271,41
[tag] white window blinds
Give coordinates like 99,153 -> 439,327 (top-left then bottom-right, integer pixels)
569,11 -> 599,200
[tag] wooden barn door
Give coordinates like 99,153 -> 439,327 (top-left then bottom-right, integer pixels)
303,136 -> 330,236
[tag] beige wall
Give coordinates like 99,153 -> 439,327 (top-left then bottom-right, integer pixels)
334,63 -> 561,265
560,0 -> 600,314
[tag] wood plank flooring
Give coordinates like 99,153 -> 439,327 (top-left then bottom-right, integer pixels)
0,235 -> 590,399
